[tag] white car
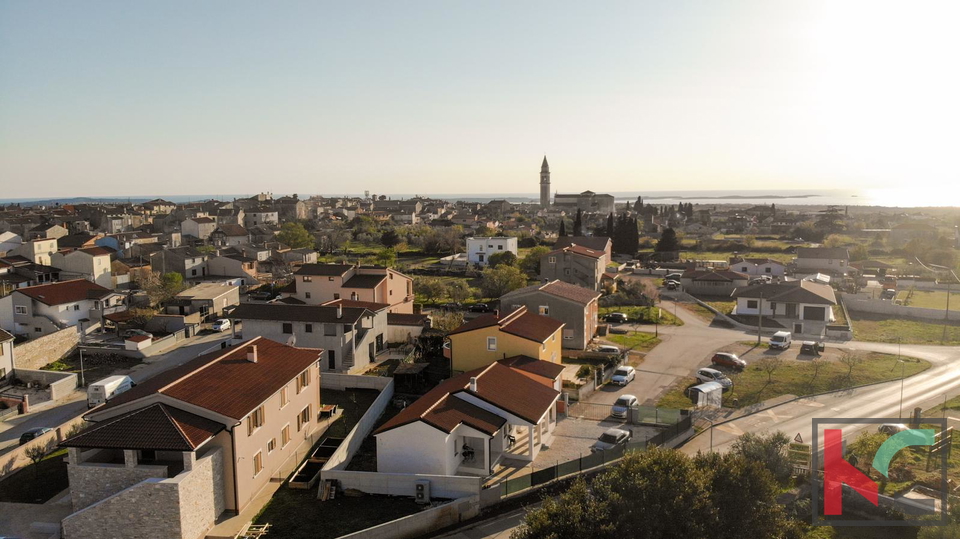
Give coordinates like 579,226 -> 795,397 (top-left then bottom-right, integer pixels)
695,367 -> 732,389
590,427 -> 633,452
598,345 -> 621,355
611,366 -> 636,386
611,394 -> 638,418
212,319 -> 231,332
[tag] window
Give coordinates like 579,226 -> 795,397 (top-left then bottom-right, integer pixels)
267,439 -> 276,453
280,387 -> 288,408
281,424 -> 291,447
324,324 -> 336,336
333,293 -> 340,300
282,323 -> 293,334
328,277 -> 335,281
14,306 -> 26,315
297,405 -> 312,431
328,350 -> 336,370
548,256 -> 556,264
305,292 -> 311,299
486,337 -> 497,351
305,324 -> 313,333
563,329 -> 574,340
747,300 -> 758,309
247,406 -> 265,435
303,276 -> 312,283
34,327 -> 41,333
72,304 -> 80,311
296,369 -> 310,393
191,269 -> 197,276
765,267 -> 772,273
538,306 -> 549,315
498,245 -> 503,250
741,266 -> 748,272
253,451 -> 263,476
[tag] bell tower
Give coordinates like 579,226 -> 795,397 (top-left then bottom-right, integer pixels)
539,155 -> 550,207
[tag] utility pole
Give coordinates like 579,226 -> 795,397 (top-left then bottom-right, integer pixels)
757,291 -> 764,345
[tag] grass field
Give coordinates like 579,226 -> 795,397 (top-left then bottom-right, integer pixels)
657,351 -> 930,409
607,332 -> 661,354
900,289 -> 960,311
832,304 -> 848,326
599,305 -> 683,326
0,448 -> 69,503
850,312 -> 960,345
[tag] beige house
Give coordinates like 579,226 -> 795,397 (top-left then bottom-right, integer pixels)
60,337 -> 323,539
285,263 -> 414,313
10,237 -> 58,266
51,246 -> 114,288
539,244 -> 606,291
500,280 -> 600,350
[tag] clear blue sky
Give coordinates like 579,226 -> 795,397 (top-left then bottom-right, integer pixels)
1,1 -> 957,199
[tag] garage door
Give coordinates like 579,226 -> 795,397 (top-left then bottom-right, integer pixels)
803,306 -> 826,320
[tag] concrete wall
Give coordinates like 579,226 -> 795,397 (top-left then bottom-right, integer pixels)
13,326 -> 79,370
145,313 -> 201,334
320,372 -> 392,391
0,414 -> 86,479
62,448 -> 224,539
15,368 -> 78,401
844,295 -> 960,321
337,495 -> 481,539
322,469 -> 481,499
322,378 -> 394,471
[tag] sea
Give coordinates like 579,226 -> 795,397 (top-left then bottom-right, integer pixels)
0,188 -> 952,209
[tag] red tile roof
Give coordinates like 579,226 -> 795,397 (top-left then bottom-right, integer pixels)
497,355 -> 565,381
78,246 -> 113,257
91,337 -> 322,421
62,403 -> 223,451
16,279 -> 113,306
447,306 -> 563,343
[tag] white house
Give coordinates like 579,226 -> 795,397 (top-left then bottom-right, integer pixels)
731,279 -> 837,336
794,247 -> 850,276
5,279 -> 124,338
466,237 -> 518,266
51,246 -> 114,288
680,269 -> 749,297
729,257 -> 786,278
375,358 -> 561,477
180,217 -> 217,241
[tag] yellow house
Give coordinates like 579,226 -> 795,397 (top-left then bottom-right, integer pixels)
447,306 -> 564,373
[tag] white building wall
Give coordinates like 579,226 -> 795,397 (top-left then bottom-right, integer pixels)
466,237 -> 518,266
376,421 -> 452,475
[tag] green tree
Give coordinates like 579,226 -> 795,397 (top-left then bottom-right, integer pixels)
520,246 -> 551,276
656,228 -> 680,252
850,244 -> 869,262
374,248 -> 396,267
573,208 -> 583,236
730,431 -> 792,485
446,280 -> 472,303
379,228 -> 401,248
276,222 -> 315,249
480,265 -> 527,298
558,219 -> 567,237
511,478 -> 615,539
488,251 -> 517,268
161,272 -> 184,296
414,277 -> 447,304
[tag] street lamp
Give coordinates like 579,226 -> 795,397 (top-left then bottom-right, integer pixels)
898,358 -> 906,419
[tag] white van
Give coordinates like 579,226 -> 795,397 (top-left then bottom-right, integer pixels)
87,375 -> 135,409
770,331 -> 792,350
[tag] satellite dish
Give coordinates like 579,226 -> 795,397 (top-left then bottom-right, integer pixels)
286,334 -> 296,347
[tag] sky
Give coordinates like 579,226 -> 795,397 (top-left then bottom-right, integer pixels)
1,1 -> 958,200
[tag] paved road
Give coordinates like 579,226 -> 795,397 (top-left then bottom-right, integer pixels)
0,331 -> 232,454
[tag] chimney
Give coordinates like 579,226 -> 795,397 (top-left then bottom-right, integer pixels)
336,304 -> 343,319
469,376 -> 478,392
246,345 -> 258,363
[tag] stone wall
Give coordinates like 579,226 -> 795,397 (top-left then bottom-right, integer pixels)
13,326 -> 79,370
62,448 -> 224,539
68,457 -> 170,511
15,368 -> 78,401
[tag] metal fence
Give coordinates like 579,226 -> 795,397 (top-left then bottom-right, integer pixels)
498,413 -> 693,496
567,401 -> 685,426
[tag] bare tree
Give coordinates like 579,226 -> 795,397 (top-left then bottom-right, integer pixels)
839,352 -> 863,382
755,357 -> 783,384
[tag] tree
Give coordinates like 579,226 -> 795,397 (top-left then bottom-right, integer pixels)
656,228 -> 680,252
850,244 -> 869,262
573,209 -> 583,236
480,265 -> 527,298
431,311 -> 464,333
756,356 -> 783,384
606,212 -> 615,237
126,307 -> 156,329
520,246 -> 551,276
380,228 -> 401,248
839,352 -> 862,382
558,219 -> 567,237
276,222 -> 315,249
823,234 -> 844,248
374,248 -> 396,268
162,272 -> 184,295
488,251 -> 517,268
414,277 -> 447,304
730,431 -> 793,485
447,280 -> 472,303
512,478 -> 615,539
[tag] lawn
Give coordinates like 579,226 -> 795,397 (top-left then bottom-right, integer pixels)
657,351 -> 931,409
254,486 -> 431,538
900,289 -> 960,311
679,297 -> 736,323
607,332 -> 661,354
0,448 -> 69,503
850,312 -> 960,345
832,304 -> 848,326
599,305 -> 683,326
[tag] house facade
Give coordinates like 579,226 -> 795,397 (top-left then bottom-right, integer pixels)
5,279 -> 123,338
447,306 -> 564,373
794,247 -> 851,276
287,264 -> 414,313
59,337 -> 322,539
500,280 -> 600,350
165,283 -> 240,321
729,257 -> 786,278
732,280 -> 837,336
181,217 -> 217,241
10,237 -> 58,266
375,359 -> 562,476
680,269 -> 750,297
0,329 -> 13,382
539,244 -> 606,291
465,237 -> 518,266
51,246 -> 114,288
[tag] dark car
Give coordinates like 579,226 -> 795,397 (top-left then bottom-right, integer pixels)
441,302 -> 463,311
469,303 -> 491,313
880,288 -> 896,300
248,290 -> 275,300
604,312 -> 629,324
711,352 -> 746,370
19,427 -> 53,446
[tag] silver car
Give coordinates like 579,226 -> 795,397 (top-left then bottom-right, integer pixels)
611,395 -> 638,419
611,366 -> 636,386
590,428 -> 633,452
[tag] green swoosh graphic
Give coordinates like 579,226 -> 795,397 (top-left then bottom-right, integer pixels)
873,429 -> 935,478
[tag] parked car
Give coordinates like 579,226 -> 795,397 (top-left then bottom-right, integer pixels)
770,331 -> 792,350
212,319 -> 231,332
879,423 -> 908,435
664,272 -> 682,282
800,341 -> 824,355
665,280 -> 680,290
611,395 -> 638,418
120,328 -> 152,339
711,352 -> 746,370
19,427 -> 52,446
441,302 -> 463,311
880,288 -> 897,300
469,303 -> 491,313
248,290 -> 274,300
590,427 -> 633,452
597,345 -> 621,355
611,366 -> 636,386
88,375 -> 136,409
604,312 -> 629,324
695,367 -> 732,389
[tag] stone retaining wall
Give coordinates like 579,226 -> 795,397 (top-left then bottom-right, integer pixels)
14,326 -> 79,370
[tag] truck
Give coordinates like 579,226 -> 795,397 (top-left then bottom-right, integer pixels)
87,375 -> 135,409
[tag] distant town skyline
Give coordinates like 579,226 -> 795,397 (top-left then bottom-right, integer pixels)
2,1 -> 958,201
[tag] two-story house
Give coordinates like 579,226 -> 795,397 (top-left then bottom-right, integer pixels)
465,237 -> 518,266
539,244 -> 606,291
231,301 -> 387,373
0,328 -> 14,382
500,280 -> 600,350
180,217 -> 217,241
206,254 -> 258,284
552,236 -> 612,267
59,337 -> 322,539
729,257 -> 787,278
5,279 -> 124,338
10,237 -> 58,266
731,279 -> 837,336
794,247 -> 851,277
149,247 -> 210,280
447,306 -> 564,374
210,224 -> 251,247
51,246 -> 114,288
286,264 -> 414,313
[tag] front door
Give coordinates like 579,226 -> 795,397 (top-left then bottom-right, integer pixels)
785,303 -> 797,318
794,323 -> 803,334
